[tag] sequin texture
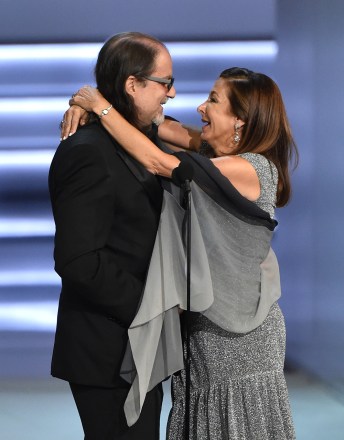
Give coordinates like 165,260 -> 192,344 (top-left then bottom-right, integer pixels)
166,154 -> 295,439
238,152 -> 278,219
167,305 -> 295,439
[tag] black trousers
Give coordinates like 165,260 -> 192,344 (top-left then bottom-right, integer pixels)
70,382 -> 163,440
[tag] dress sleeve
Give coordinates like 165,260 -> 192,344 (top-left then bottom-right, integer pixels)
237,152 -> 278,218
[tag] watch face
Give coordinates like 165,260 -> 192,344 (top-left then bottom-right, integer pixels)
100,105 -> 112,118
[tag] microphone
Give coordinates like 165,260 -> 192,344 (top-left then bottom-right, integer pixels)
171,161 -> 194,187
171,161 -> 194,210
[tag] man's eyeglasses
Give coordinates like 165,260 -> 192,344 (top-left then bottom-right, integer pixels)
143,75 -> 175,91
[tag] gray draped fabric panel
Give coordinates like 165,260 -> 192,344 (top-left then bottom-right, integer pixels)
121,171 -> 281,426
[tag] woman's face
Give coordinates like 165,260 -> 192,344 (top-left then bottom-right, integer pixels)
197,78 -> 243,156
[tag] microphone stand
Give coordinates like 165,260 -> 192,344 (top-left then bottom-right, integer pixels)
171,161 -> 194,440
183,178 -> 192,440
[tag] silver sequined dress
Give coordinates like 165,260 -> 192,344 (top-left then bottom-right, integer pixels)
166,153 -> 295,440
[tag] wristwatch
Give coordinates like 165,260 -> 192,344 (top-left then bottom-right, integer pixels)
98,104 -> 113,119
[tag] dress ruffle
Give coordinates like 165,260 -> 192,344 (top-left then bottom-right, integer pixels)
166,304 -> 295,440
167,370 -> 295,440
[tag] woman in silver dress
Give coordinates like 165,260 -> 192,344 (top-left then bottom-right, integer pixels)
64,67 -> 298,439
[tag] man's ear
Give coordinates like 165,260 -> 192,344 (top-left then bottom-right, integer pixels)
125,75 -> 137,97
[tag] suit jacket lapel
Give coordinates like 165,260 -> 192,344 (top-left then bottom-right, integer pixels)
114,143 -> 163,211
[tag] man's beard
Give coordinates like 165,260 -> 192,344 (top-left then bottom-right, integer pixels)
152,113 -> 165,126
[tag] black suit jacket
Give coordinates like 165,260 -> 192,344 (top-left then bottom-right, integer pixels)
49,122 -> 163,387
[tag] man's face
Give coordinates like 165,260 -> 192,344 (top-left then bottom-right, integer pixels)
129,47 -> 176,129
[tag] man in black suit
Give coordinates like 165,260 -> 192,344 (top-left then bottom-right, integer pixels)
49,32 -> 176,439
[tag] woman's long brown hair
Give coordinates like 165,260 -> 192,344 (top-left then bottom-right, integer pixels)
220,67 -> 298,207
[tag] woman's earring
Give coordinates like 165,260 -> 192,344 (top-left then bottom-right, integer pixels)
233,123 -> 241,144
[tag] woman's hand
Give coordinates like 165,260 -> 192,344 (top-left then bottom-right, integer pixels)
69,86 -> 110,115
60,105 -> 89,140
60,86 -> 110,140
